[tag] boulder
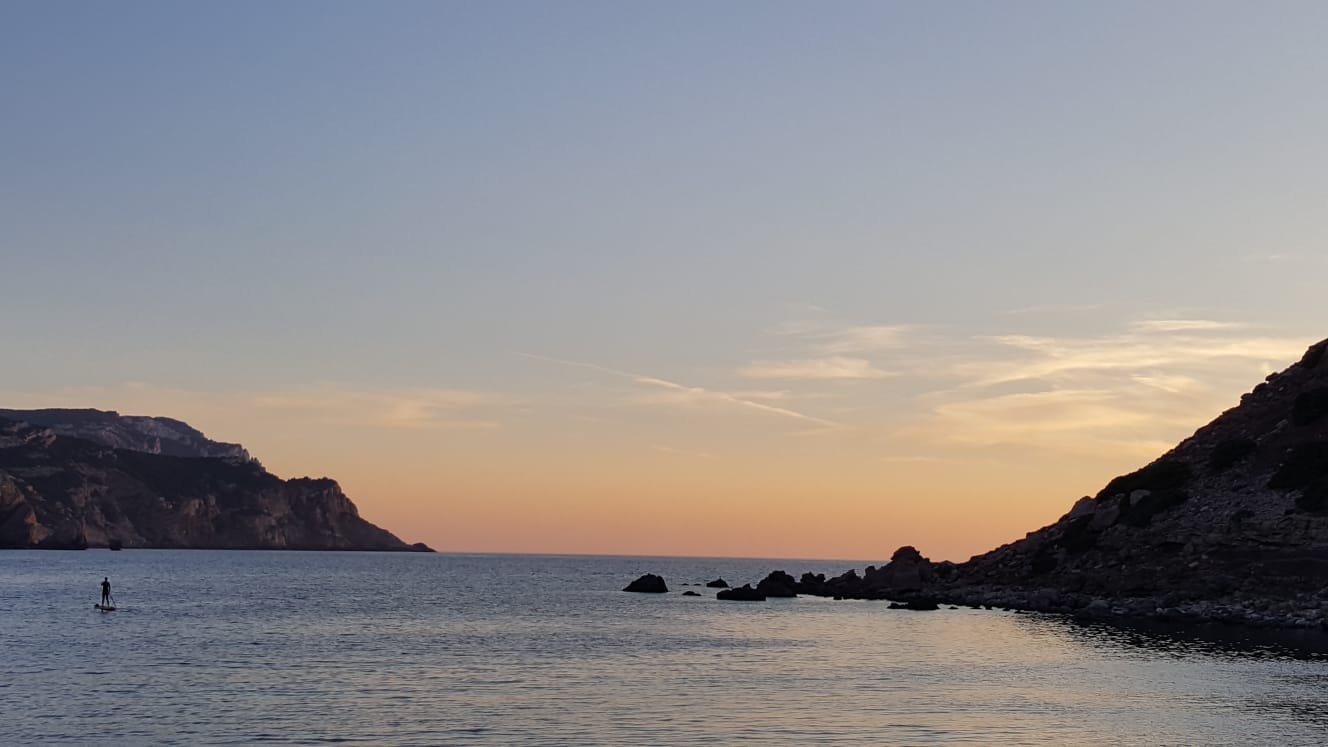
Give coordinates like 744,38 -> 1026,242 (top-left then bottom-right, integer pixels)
705,578 -> 729,588
1063,495 -> 1095,519
756,570 -> 798,597
623,574 -> 668,593
716,584 -> 766,601
1082,598 -> 1111,617
824,568 -> 860,593
682,590 -> 701,597
864,546 -> 936,592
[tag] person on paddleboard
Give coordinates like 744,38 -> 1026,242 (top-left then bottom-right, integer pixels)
100,577 -> 111,606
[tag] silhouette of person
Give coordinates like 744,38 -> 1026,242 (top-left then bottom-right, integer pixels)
100,577 -> 111,606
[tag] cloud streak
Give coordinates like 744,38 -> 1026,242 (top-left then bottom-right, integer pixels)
520,352 -> 839,428
252,384 -> 515,431
631,376 -> 838,425
0,382 -> 517,433
768,321 -> 912,354
1131,319 -> 1249,333
958,330 -> 1305,389
739,356 -> 894,380
899,319 -> 1315,456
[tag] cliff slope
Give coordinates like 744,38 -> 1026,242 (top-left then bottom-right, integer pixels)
0,412 -> 428,551
942,337 -> 1328,624
684,338 -> 1328,627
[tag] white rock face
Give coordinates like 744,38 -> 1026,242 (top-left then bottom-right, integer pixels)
0,409 -> 255,463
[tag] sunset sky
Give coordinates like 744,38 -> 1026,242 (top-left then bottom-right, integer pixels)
3,2 -> 1326,561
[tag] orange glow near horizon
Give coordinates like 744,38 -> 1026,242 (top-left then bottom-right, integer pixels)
3,324 -> 1319,563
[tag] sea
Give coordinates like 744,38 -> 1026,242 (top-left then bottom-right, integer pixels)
4,550 -> 1328,746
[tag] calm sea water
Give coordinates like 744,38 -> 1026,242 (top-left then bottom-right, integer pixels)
4,550 -> 1328,746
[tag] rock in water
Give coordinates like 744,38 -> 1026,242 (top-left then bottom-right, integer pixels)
864,546 -> 936,593
705,578 -> 729,588
756,570 -> 798,597
681,591 -> 701,597
623,574 -> 668,593
716,584 -> 766,601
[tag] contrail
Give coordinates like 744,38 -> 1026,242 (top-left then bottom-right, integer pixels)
516,352 -> 839,428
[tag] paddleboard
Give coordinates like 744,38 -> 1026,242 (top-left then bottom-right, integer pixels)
94,604 -> 116,612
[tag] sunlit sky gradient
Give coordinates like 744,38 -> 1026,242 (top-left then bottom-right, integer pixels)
3,2 -> 1326,561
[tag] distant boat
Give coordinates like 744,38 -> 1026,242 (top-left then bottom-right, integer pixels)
108,539 -> 123,551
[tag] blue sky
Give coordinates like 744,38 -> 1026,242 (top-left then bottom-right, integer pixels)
3,2 -> 1326,557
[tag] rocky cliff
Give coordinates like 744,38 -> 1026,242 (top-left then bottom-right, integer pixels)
934,336 -> 1328,625
726,337 -> 1328,628
0,408 -> 255,463
0,412 -> 430,552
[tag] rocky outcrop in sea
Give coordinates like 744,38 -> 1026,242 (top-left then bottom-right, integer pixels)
0,410 -> 430,551
624,574 -> 668,593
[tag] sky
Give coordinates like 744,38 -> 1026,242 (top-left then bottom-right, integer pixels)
2,1 -> 1326,561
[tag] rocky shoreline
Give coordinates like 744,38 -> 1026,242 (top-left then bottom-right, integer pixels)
933,585 -> 1328,630
628,553 -> 1328,631
630,337 -> 1328,633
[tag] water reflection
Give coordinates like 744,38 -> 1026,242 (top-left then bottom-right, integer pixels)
1039,613 -> 1328,661
6,551 -> 1328,746
1010,611 -> 1328,736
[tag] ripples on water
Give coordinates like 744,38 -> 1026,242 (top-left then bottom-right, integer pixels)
4,550 -> 1328,745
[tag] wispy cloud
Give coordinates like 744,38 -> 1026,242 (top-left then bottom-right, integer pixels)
252,384 -> 514,431
631,376 -> 837,425
728,390 -> 792,401
900,387 -> 1191,458
739,356 -> 894,381
520,353 -> 840,428
819,324 -> 912,354
934,389 -> 1161,435
1131,373 -> 1201,394
0,382 -> 518,433
1244,252 -> 1300,264
741,317 -> 914,387
1005,303 -> 1104,315
957,331 -> 1303,388
1131,319 -> 1249,333
767,320 -> 912,354
743,310 -> 1315,457
900,319 -> 1314,456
